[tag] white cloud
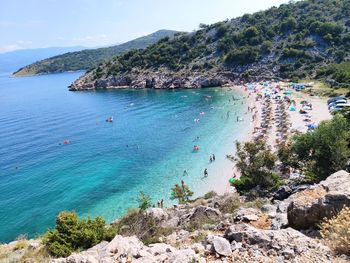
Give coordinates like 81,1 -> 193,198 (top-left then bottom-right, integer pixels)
0,40 -> 34,53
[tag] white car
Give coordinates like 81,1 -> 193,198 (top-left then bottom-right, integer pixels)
330,103 -> 350,112
328,99 -> 348,109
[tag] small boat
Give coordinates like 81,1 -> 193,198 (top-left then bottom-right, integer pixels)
63,139 -> 70,145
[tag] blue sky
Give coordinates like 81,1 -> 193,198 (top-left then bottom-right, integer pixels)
0,0 -> 290,53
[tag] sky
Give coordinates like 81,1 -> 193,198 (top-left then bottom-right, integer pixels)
0,0 -> 291,53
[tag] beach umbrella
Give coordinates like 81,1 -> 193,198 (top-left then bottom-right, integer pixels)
289,106 -> 296,111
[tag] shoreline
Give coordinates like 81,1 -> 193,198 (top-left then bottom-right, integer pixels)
209,81 -> 332,195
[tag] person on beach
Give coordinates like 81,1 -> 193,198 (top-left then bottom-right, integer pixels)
209,155 -> 213,163
204,168 -> 208,177
212,154 -> 216,161
157,200 -> 160,207
160,199 -> 164,208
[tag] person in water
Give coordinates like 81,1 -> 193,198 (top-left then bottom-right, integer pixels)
183,170 -> 188,176
160,199 -> 164,208
212,154 -> 216,161
209,155 -> 213,163
204,168 -> 208,177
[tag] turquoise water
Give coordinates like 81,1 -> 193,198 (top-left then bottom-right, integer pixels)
0,71 -> 250,242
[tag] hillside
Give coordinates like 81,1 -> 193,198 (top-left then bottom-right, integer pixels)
13,30 -> 178,76
0,46 -> 85,73
70,0 -> 350,90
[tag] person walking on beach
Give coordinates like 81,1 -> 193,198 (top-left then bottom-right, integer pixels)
204,168 -> 208,177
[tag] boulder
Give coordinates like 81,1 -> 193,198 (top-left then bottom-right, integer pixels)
189,205 -> 222,222
145,207 -> 168,221
224,224 -> 333,262
233,208 -> 261,222
212,236 -> 232,257
287,170 -> 350,229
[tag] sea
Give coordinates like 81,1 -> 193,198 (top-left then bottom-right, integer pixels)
0,68 -> 251,242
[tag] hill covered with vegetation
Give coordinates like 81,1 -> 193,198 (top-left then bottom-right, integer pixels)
70,0 -> 350,90
13,30 -> 178,76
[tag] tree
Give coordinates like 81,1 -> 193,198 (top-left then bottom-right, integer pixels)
281,17 -> 297,32
292,114 -> 350,182
233,140 -> 281,193
170,181 -> 193,204
244,26 -> 259,38
137,191 -> 152,211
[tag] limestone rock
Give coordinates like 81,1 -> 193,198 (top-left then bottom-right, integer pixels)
287,170 -> 350,229
145,207 -> 168,221
212,236 -> 232,257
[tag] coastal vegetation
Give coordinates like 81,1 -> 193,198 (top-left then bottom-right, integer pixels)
233,140 -> 282,193
77,0 -> 350,90
43,212 -> 117,257
232,113 -> 350,192
13,30 -> 178,76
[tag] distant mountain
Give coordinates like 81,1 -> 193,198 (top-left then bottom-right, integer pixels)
0,46 -> 85,73
70,0 -> 350,91
14,30 -> 179,76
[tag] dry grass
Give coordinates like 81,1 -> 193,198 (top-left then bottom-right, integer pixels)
293,187 -> 327,207
320,206 -> 350,256
249,214 -> 272,230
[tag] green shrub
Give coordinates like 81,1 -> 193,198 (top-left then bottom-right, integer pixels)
203,191 -> 217,200
43,211 -> 117,258
137,191 -> 152,211
170,182 -> 194,204
292,114 -> 350,182
233,140 -> 282,193
115,209 -> 173,245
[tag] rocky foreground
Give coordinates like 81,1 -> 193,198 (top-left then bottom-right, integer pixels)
2,170 -> 350,263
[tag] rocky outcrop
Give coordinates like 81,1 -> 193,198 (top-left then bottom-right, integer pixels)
68,69 -> 236,91
287,170 -> 350,229
5,171 -> 350,263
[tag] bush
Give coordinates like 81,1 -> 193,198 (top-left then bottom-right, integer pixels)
170,181 -> 194,204
137,191 -> 152,210
219,194 -> 242,214
43,211 -> 117,257
115,209 -> 173,245
233,140 -> 282,193
320,206 -> 350,256
225,46 -> 260,65
203,191 -> 217,200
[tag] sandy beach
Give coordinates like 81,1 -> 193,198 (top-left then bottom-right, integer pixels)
213,81 -> 332,194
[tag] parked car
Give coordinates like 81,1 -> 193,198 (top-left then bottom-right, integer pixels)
330,103 -> 350,113
327,96 -> 347,105
328,99 -> 348,109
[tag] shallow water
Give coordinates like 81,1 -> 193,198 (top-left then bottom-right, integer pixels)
0,71 -> 250,242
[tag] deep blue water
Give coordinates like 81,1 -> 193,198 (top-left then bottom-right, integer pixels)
0,71 -> 250,242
